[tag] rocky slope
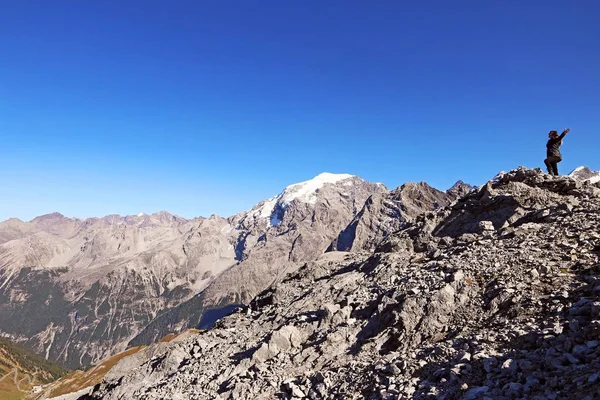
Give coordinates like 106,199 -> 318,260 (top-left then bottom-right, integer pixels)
69,167 -> 600,400
25,330 -> 206,400
329,181 -> 473,252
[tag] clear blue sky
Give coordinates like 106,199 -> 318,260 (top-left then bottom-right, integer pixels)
1,1 -> 598,221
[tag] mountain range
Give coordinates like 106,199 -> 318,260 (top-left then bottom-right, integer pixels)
569,166 -> 600,183
0,172 -> 472,370
24,165 -> 600,400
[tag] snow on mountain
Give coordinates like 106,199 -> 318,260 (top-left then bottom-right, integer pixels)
248,173 -> 357,227
569,166 -> 600,183
278,172 -> 355,206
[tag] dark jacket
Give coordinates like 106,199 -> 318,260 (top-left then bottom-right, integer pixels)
546,131 -> 567,158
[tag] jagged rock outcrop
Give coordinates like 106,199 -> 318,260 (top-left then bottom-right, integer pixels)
329,181 -> 473,252
74,168 -> 600,400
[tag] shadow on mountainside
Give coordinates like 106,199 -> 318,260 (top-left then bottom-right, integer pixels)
408,241 -> 600,400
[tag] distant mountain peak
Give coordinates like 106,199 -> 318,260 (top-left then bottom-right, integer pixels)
31,212 -> 68,222
245,173 -> 360,227
569,166 -> 600,183
3,217 -> 26,224
447,180 -> 476,197
281,172 -> 357,205
571,166 -> 589,173
449,179 -> 466,188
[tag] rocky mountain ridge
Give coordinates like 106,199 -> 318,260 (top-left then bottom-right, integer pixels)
55,167 -> 600,400
329,181 -> 473,253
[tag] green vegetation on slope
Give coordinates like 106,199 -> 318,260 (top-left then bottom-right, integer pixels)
0,337 -> 68,399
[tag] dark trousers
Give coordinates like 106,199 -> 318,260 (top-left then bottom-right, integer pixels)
544,156 -> 561,176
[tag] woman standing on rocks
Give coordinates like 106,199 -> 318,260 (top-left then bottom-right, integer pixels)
544,128 -> 570,176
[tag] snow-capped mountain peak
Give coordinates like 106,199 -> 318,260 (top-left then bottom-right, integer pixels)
248,173 -> 358,227
279,172 -> 356,206
569,166 -> 600,184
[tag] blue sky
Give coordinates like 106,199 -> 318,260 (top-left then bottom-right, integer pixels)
1,1 -> 598,221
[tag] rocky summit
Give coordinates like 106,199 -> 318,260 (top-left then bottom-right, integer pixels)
61,167 -> 600,400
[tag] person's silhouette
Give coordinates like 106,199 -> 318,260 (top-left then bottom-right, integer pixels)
544,128 -> 570,176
